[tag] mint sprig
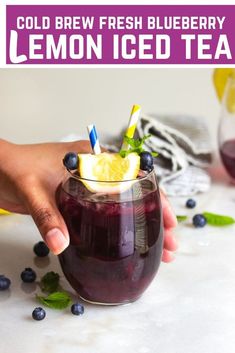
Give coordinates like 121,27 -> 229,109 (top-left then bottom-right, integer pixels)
203,212 -> 235,226
40,271 -> 60,293
176,212 -> 235,227
119,135 -> 158,158
37,271 -> 72,310
36,291 -> 72,310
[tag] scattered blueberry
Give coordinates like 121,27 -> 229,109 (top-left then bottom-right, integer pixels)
71,303 -> 84,316
193,214 -> 207,228
0,275 -> 11,291
139,152 -> 153,171
33,241 -> 50,257
32,307 -> 46,321
21,268 -> 37,283
63,152 -> 78,170
186,199 -> 196,209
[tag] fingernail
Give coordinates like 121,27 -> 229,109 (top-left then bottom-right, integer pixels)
45,228 -> 69,255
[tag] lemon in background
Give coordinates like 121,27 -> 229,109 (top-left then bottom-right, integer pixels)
213,68 -> 235,113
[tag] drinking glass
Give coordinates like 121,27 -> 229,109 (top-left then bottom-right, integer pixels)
218,76 -> 235,183
57,169 -> 163,305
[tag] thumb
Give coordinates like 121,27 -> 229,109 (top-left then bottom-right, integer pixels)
22,184 -> 69,255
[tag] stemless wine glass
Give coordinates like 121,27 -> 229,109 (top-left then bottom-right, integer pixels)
218,76 -> 235,183
57,168 -> 163,305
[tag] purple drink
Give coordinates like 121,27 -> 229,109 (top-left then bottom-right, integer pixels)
57,170 -> 163,304
220,139 -> 235,180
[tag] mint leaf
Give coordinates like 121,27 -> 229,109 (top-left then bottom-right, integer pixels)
124,136 -> 139,148
36,291 -> 72,310
124,134 -> 152,149
119,149 -> 131,158
176,215 -> 188,222
130,147 -> 144,155
203,212 -> 235,226
120,134 -> 156,158
119,150 -> 126,157
141,134 -> 152,143
40,271 -> 60,293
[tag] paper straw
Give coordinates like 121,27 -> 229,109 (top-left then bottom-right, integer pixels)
121,104 -> 141,150
87,124 -> 101,154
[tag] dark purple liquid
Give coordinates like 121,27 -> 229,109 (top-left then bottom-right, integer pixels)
220,139 -> 235,180
58,177 -> 163,304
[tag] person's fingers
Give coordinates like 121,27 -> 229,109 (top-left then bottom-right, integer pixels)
20,178 -> 69,255
29,201 -> 69,255
67,140 -> 93,154
164,229 -> 178,252
162,249 -> 175,263
160,190 -> 178,229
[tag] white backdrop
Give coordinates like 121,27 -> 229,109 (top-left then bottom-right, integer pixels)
0,68 -> 220,148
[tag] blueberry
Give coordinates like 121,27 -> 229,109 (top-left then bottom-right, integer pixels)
186,199 -> 196,209
193,214 -> 207,228
0,275 -> 11,291
63,152 -> 78,170
71,303 -> 84,316
32,307 -> 46,321
139,152 -> 153,171
33,241 -> 50,257
21,268 -> 37,283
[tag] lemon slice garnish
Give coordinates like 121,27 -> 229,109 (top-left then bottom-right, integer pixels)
213,68 -> 235,113
78,152 -> 140,193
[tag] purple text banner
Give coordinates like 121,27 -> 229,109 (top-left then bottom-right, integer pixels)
6,5 -> 235,65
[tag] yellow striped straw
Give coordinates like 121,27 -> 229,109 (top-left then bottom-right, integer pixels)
0,208 -> 11,215
121,104 -> 141,150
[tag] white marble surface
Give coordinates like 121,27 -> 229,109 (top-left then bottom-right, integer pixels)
1,165 -> 235,353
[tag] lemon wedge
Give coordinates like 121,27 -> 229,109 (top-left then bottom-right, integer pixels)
213,68 -> 235,113
78,152 -> 140,193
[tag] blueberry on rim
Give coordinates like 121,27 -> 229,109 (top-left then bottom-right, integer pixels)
63,152 -> 78,170
139,152 -> 153,171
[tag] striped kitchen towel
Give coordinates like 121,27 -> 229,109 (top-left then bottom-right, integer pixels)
136,114 -> 212,196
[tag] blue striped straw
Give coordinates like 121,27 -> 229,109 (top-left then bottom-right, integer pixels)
87,124 -> 101,154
